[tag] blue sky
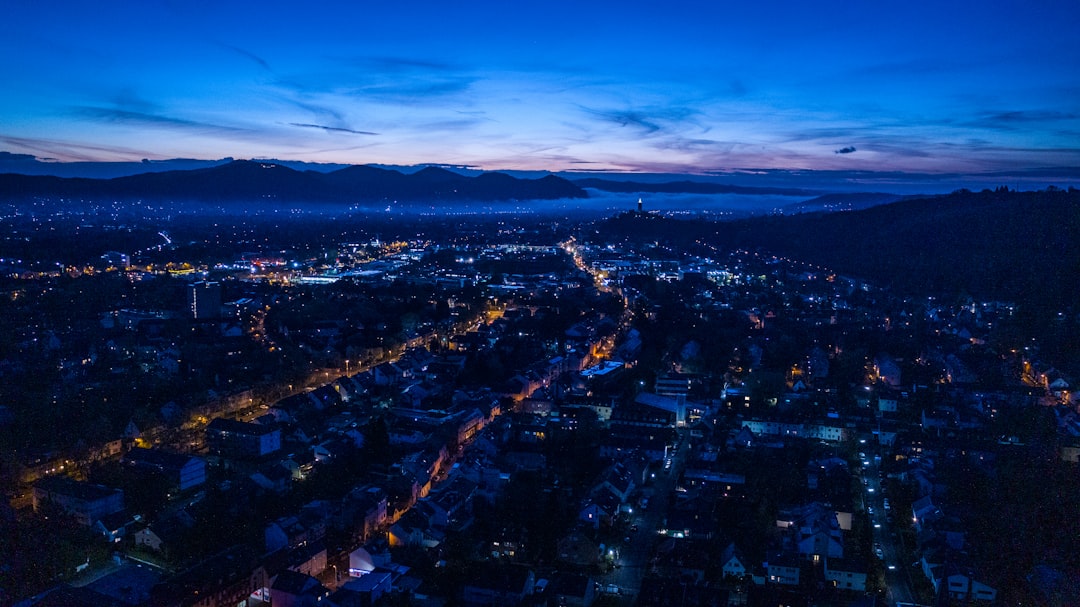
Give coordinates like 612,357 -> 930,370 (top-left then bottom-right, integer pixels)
2,0 -> 1078,173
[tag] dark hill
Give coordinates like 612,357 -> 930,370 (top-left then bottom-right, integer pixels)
0,160 -> 587,204
733,188 -> 1079,309
783,192 -> 904,213
600,188 -> 1080,311
113,160 -> 325,201
411,166 -> 468,183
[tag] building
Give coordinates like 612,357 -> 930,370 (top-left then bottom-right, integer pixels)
206,418 -> 281,458
824,557 -> 867,591
151,546 -> 266,607
655,371 -> 694,398
720,542 -> 750,580
741,419 -> 850,442
766,552 -> 801,586
123,447 -> 206,491
461,565 -> 535,607
188,280 -> 222,319
32,477 -> 124,526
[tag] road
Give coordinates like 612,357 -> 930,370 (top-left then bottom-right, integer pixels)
860,440 -> 914,605
596,430 -> 690,604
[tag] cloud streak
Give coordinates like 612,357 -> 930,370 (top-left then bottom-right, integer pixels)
71,106 -> 247,134
0,134 -> 159,162
579,105 -> 700,136
288,123 -> 378,135
965,110 -> 1079,131
216,42 -> 273,72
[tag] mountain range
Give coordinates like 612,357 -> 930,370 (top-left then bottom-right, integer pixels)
0,160 -> 587,204
6,152 -> 1080,195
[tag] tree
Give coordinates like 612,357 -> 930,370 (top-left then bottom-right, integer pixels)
362,416 -> 392,465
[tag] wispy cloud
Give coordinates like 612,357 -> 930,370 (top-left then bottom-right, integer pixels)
857,143 -> 932,159
414,118 -> 487,132
0,134 -> 157,162
109,88 -> 158,114
353,56 -> 458,73
288,123 -> 378,135
601,110 -> 661,133
355,78 -> 475,102
275,55 -> 477,103
265,91 -> 348,123
216,42 -> 273,72
71,106 -> 247,134
965,110 -> 1079,131
580,105 -> 700,135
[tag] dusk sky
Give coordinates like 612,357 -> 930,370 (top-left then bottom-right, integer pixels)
3,0 -> 1079,174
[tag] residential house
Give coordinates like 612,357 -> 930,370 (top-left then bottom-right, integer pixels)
32,477 -> 125,526
335,569 -> 393,606
652,537 -> 711,582
307,384 -> 342,411
720,542 -> 750,580
312,437 -> 352,464
557,530 -> 601,567
578,501 -> 614,530
634,392 -> 687,426
937,564 -> 998,602
286,540 -> 328,578
265,512 -> 327,554
655,371 -> 695,398
133,524 -> 165,552
461,565 -> 535,607
333,376 -> 366,402
133,513 -> 192,556
662,506 -> 714,540
912,495 -> 943,533
269,570 -> 331,607
123,447 -> 206,492
597,462 -> 636,504
741,419 -> 850,442
347,544 -> 385,578
372,362 -> 409,386
824,557 -> 867,591
343,485 -> 388,543
777,502 -> 845,561
599,433 -> 667,462
874,353 -> 902,387
425,476 -> 476,529
766,552 -> 801,586
549,572 -> 596,607
150,546 -> 266,607
281,450 -> 316,481
93,510 -> 136,544
205,418 -> 281,458
388,509 -> 442,548
250,463 -> 292,495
